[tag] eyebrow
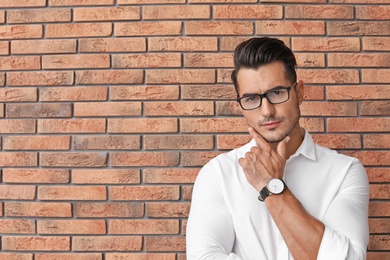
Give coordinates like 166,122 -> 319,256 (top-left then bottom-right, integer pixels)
241,86 -> 288,97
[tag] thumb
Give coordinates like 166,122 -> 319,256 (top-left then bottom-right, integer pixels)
277,135 -> 290,160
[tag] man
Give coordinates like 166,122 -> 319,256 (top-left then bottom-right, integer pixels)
186,37 -> 369,260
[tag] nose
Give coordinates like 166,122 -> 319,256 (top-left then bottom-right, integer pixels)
260,97 -> 276,118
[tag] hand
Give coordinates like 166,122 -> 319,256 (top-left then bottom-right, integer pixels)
238,127 -> 290,192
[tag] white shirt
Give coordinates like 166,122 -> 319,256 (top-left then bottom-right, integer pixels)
186,130 -> 369,260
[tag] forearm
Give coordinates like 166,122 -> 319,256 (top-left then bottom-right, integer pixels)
265,189 -> 325,260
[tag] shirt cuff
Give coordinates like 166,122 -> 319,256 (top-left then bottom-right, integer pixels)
317,226 -> 349,260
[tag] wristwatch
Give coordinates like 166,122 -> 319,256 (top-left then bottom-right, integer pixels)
258,178 -> 287,202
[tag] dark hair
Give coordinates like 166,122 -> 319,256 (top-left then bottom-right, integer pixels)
231,37 -> 297,94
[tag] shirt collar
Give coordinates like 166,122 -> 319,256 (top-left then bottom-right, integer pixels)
291,128 -> 317,161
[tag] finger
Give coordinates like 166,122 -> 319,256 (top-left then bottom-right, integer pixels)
248,127 -> 269,150
277,135 -> 290,160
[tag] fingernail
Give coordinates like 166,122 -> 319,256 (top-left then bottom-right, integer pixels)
285,136 -> 290,143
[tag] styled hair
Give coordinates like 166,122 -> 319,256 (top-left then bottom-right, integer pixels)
231,37 -> 297,94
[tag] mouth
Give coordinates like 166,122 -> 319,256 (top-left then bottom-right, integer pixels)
261,121 -> 281,129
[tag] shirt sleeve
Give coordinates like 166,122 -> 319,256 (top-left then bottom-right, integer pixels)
186,160 -> 243,260
317,161 -> 369,260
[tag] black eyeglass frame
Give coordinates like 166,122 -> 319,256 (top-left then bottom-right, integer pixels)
236,82 -> 298,111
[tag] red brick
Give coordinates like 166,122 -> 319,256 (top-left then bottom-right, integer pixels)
38,119 -> 106,133
367,168 -> 390,183
182,151 -> 223,166
3,136 -> 70,150
357,6 -> 390,20
367,252 -> 390,260
50,0 -> 114,6
11,39 -> 76,54
311,134 -> 361,149
0,56 -> 40,70
74,6 -> 140,21
73,135 -> 141,150
301,101 -> 357,116
369,201 -> 389,217
0,119 -> 35,134
329,53 -> 390,67
256,21 -> 324,35
369,235 -> 390,250
296,53 -> 325,68
297,69 -> 359,84
115,21 -> 182,36
217,69 -> 234,83
144,135 -> 214,150
72,169 -> 140,184
35,254 -> 102,260
189,0 -> 256,2
40,152 -> 107,167
40,87 -> 107,101
369,218 -> 390,233
111,152 -> 180,167
76,70 -> 143,84
361,101 -> 390,116
0,152 -> 37,167
0,185 -> 35,200
182,186 -> 193,201
0,41 -> 9,55
214,5 -> 282,19
111,85 -> 179,100
300,118 -> 325,132
184,53 -> 234,68
74,202 -> 144,218
181,85 -> 236,100
363,69 -> 390,83
5,202 -> 71,217
146,69 -> 215,84
180,118 -> 248,133
72,236 -> 142,251
0,72 -> 4,86
145,236 -> 186,252
216,101 -> 241,116
2,236 -> 69,251
113,54 -> 181,68
262,0 -> 325,2
370,184 -> 390,199
148,37 -> 217,51
0,220 -> 35,234
3,169 -> 69,183
328,21 -> 390,36
146,203 -> 191,218
364,134 -> 390,149
186,21 -> 253,35
38,186 -> 107,200
106,254 -> 175,260
144,101 -> 214,116
328,118 -> 389,132
0,254 -> 32,260
0,88 -> 37,102
79,38 -> 146,52
0,25 -> 43,39
7,9 -> 71,23
363,37 -> 390,51
38,220 -> 106,234
144,5 -> 210,19
286,5 -> 353,19
110,186 -> 180,200
108,118 -> 177,133
74,102 -> 141,117
0,0 -> 46,7
217,135 -> 252,150
143,168 -> 199,184
327,86 -> 390,100
7,71 -> 73,86
292,37 -> 360,52
43,54 -> 110,69
47,23 -> 112,38
343,151 -> 390,166
6,104 -> 72,118
109,220 -> 179,234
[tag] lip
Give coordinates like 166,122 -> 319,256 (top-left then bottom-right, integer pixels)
262,121 -> 281,129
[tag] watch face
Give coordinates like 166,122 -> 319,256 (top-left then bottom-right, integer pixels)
267,179 -> 284,194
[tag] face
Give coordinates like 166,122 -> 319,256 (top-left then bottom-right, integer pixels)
236,61 -> 304,143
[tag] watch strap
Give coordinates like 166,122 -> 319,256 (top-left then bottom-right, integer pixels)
258,186 -> 270,202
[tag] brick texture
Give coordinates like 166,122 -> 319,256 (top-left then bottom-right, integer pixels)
0,1 -> 388,258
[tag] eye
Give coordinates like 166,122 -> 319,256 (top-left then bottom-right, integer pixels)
243,95 -> 259,103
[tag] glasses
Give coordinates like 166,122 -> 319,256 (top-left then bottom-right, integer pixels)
237,82 -> 297,111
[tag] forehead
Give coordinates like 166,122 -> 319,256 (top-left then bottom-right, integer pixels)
236,61 -> 290,96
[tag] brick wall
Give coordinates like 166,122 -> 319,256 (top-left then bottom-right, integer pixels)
0,0 -> 389,259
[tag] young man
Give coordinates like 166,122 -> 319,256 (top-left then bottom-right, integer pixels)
186,37 -> 369,260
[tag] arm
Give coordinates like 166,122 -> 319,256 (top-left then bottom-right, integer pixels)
186,161 -> 242,260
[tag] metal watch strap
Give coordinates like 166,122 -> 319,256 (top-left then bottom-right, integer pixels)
258,186 -> 270,202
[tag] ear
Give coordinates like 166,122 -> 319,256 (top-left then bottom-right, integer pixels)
296,80 -> 304,105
